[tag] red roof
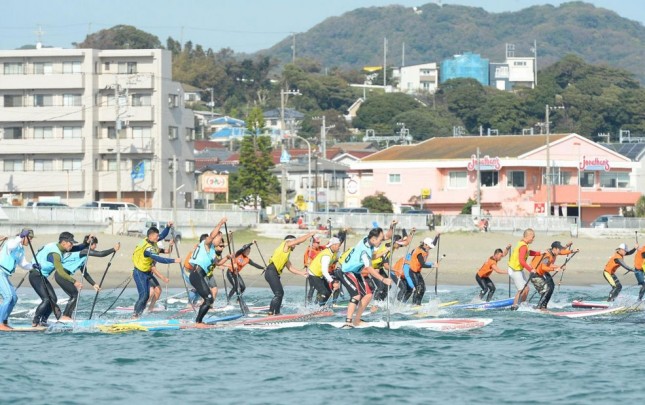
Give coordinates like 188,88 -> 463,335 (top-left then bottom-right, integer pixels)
194,140 -> 228,151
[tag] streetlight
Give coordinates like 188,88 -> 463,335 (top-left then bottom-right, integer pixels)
280,89 -> 301,135
573,141 -> 581,235
286,134 -> 311,212
545,104 -> 565,217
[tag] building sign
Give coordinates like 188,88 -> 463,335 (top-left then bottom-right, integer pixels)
580,156 -> 610,171
467,155 -> 502,171
201,173 -> 228,193
534,202 -> 545,214
347,180 -> 358,195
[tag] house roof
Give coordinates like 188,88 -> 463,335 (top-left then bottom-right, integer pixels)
181,83 -> 202,93
194,140 -> 229,151
600,142 -> 645,161
362,134 -> 569,161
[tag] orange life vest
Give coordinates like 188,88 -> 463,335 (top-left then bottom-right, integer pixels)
408,247 -> 429,273
477,257 -> 497,278
604,252 -> 623,275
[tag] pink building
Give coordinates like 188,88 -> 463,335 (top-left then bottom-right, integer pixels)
347,134 -> 641,224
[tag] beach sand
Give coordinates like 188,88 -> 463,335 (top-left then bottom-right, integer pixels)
11,228 -> 639,291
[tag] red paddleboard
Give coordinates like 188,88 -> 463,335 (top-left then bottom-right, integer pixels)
571,300 -> 610,309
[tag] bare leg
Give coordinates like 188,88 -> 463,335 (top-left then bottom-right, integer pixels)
148,286 -> 161,312
353,294 -> 373,326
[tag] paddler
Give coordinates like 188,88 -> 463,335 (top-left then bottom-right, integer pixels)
475,244 -> 511,302
306,237 -> 342,305
530,241 -> 570,309
0,229 -> 37,330
603,242 -> 636,302
188,218 -> 230,326
56,235 -> 120,319
371,228 -> 414,301
404,234 -> 440,305
223,241 -> 264,302
132,222 -> 181,318
633,243 -> 645,301
264,232 -> 316,315
508,228 -> 542,310
304,235 -> 324,304
336,227 -> 392,328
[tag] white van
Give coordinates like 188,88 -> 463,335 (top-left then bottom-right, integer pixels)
79,201 -> 149,223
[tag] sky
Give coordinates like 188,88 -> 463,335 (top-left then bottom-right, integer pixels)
2,0 -> 644,54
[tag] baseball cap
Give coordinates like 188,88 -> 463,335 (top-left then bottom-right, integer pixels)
617,243 -> 627,251
312,235 -> 321,243
326,237 -> 341,247
423,237 -> 435,249
59,231 -> 78,244
551,241 -> 565,249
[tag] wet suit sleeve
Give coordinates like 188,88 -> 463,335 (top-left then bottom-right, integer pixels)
69,243 -> 89,253
417,252 -> 434,269
144,248 -> 176,264
248,259 -> 264,270
86,248 -> 116,258
159,226 -> 171,241
625,247 -> 636,256
614,258 -> 635,273
53,252 -> 75,283
82,269 -> 97,286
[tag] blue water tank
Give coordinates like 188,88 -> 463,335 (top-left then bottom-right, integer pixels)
440,52 -> 490,85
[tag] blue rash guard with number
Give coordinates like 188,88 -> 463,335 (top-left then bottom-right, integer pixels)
189,240 -> 216,273
341,238 -> 374,274
61,252 -> 88,275
34,243 -> 64,277
0,240 -> 27,275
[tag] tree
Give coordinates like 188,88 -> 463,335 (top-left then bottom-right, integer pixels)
635,195 -> 645,217
353,93 -> 420,132
361,193 -> 393,213
461,198 -> 477,215
235,135 -> 280,209
76,25 -> 162,49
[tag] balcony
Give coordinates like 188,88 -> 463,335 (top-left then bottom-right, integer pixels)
1,138 -> 85,154
98,73 -> 154,90
0,73 -> 85,90
97,137 -> 154,154
0,170 -> 84,193
96,169 -> 155,192
0,106 -> 85,122
98,105 -> 154,122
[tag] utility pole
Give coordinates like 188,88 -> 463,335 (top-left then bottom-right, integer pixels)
291,33 -> 296,63
172,155 -> 177,222
545,104 -> 565,217
383,37 -> 387,87
315,115 -> 335,159
113,78 -> 126,200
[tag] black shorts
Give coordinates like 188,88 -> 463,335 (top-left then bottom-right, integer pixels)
335,269 -> 372,298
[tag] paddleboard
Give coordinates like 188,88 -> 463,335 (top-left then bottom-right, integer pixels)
0,326 -> 47,333
571,300 -> 610,309
114,306 -> 166,313
451,298 -> 515,310
545,306 -> 626,318
237,318 -> 492,331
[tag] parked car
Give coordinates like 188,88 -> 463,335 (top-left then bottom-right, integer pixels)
27,201 -> 69,208
142,220 -> 182,242
590,215 -> 621,228
79,201 -> 149,222
337,207 -> 370,214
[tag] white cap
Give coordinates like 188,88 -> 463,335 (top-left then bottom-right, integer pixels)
617,243 -> 627,251
423,237 -> 435,249
326,237 -> 341,247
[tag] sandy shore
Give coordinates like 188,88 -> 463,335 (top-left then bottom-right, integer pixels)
9,228 -> 640,292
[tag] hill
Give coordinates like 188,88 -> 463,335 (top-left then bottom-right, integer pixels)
260,1 -> 645,82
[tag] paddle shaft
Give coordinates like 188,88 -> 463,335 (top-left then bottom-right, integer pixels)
99,275 -> 132,318
434,235 -> 441,296
27,237 -> 62,320
88,251 -> 116,320
171,228 -> 196,313
72,245 -> 93,322
224,223 -> 248,315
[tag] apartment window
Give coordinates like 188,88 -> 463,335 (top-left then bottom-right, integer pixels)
106,126 -> 125,139
388,173 -> 401,184
3,62 -> 23,75
63,94 -> 82,107
118,62 -> 137,74
62,61 -> 81,74
185,127 -> 195,141
449,171 -> 467,188
62,158 -> 82,171
104,62 -> 110,71
185,160 -> 195,174
105,159 -> 127,171
33,62 -> 53,74
132,126 -> 151,138
33,94 -> 53,107
480,171 -> 499,187
3,160 -> 24,171
580,171 -> 595,188
34,127 -> 54,139
168,126 -> 178,140
600,172 -> 630,188
34,159 -> 54,171
542,167 -> 572,185
132,94 -> 151,106
63,126 -> 82,139
3,127 -> 23,139
105,94 -> 116,106
3,95 -> 22,107
513,61 -> 527,66
168,94 -> 180,108
507,170 -> 525,188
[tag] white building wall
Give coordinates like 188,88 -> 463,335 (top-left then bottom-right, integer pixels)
397,63 -> 439,94
0,48 -> 194,209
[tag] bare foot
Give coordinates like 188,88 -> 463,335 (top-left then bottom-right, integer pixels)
192,322 -> 210,329
0,324 -> 13,331
370,306 -> 378,313
59,316 -> 73,321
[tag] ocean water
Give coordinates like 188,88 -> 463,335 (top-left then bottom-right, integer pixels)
2,283 -> 645,405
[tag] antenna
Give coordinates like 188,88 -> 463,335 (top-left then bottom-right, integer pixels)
34,25 -> 45,49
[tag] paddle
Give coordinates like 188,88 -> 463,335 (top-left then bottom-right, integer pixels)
88,249 -> 117,319
254,240 -> 268,268
513,252 -> 546,308
98,275 -> 132,318
72,243 -> 93,323
15,272 -> 30,289
171,228 -> 196,313
434,234 -> 441,296
221,268 -> 230,305
556,250 -> 578,295
224,223 -> 248,316
27,237 -> 62,320
385,221 -> 397,328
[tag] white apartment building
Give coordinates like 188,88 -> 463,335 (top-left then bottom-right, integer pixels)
0,48 -> 195,209
393,62 -> 439,94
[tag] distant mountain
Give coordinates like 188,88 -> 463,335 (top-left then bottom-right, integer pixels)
259,1 -> 645,82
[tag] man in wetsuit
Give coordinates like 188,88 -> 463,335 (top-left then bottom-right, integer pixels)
475,244 -> 511,302
0,229 -> 37,330
404,235 -> 440,306
604,242 -> 636,302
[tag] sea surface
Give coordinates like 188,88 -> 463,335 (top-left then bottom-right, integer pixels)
1,282 -> 644,405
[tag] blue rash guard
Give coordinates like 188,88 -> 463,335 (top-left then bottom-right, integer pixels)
341,238 -> 374,274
